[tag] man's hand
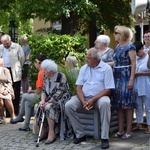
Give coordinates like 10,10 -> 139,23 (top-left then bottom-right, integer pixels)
83,98 -> 94,111
27,89 -> 34,94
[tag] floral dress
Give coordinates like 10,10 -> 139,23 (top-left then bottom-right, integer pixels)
111,42 -> 137,109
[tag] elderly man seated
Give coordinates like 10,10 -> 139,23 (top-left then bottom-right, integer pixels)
65,47 -> 115,149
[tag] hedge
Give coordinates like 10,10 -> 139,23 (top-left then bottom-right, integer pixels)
27,33 -> 87,89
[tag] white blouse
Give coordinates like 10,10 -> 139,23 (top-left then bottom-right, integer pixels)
135,54 -> 150,98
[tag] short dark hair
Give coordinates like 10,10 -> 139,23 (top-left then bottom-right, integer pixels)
133,41 -> 144,53
36,54 -> 47,63
144,30 -> 150,34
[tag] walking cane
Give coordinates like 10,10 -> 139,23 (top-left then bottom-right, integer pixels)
36,110 -> 45,147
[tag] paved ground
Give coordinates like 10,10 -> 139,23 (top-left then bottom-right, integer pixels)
0,118 -> 150,150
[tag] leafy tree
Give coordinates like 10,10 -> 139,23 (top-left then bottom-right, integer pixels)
0,0 -> 133,45
16,0 -> 132,31
0,0 -> 33,36
17,0 -> 133,46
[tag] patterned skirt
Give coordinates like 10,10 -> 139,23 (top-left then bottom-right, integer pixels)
111,67 -> 137,109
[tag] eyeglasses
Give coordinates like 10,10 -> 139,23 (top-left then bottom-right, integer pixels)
114,32 -> 120,35
94,41 -> 100,44
86,57 -> 93,60
144,36 -> 150,38
34,59 -> 41,64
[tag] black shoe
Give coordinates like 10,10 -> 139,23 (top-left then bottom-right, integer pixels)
10,118 -> 24,124
35,136 -> 47,142
19,127 -> 30,131
101,139 -> 109,149
73,135 -> 86,144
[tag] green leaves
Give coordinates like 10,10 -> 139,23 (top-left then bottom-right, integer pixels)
28,33 -> 87,88
0,0 -> 133,35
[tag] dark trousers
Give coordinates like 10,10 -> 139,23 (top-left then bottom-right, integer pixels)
12,81 -> 21,115
7,67 -> 21,115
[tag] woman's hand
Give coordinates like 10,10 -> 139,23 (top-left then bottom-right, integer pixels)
40,101 -> 48,109
2,90 -> 8,95
49,98 -> 55,103
127,79 -> 133,89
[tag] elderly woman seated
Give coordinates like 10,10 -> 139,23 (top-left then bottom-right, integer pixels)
65,55 -> 79,76
0,58 -> 15,123
35,59 -> 74,144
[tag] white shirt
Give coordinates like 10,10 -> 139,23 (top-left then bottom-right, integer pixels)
0,66 -> 2,72
143,45 -> 150,53
2,47 -> 11,67
135,54 -> 150,98
76,60 -> 115,97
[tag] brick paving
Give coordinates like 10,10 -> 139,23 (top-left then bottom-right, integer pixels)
0,118 -> 149,150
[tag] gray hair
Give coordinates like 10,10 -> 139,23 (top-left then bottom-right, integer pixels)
96,35 -> 110,46
66,56 -> 77,66
41,59 -> 58,73
87,47 -> 100,60
20,35 -> 28,41
1,34 -> 11,42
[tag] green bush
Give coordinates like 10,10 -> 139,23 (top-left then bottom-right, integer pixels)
28,33 -> 87,89
59,66 -> 79,96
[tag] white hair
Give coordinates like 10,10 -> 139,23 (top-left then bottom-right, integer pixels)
41,59 -> 58,73
66,56 -> 77,66
20,35 -> 28,41
96,35 -> 110,46
1,34 -> 11,42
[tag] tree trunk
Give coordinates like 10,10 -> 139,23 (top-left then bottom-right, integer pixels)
89,19 -> 97,48
61,12 -> 76,35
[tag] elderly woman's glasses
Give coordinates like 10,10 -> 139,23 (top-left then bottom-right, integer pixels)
94,40 -> 100,44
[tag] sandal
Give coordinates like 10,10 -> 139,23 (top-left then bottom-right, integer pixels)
131,124 -> 141,131
113,131 -> 124,138
0,118 -> 7,124
122,133 -> 133,139
144,127 -> 150,134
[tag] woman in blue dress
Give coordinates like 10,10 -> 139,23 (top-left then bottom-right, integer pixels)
112,26 -> 136,139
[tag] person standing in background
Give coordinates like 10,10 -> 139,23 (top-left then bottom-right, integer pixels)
20,35 -> 31,93
143,31 -> 150,53
94,35 -> 114,66
133,41 -> 150,134
0,34 -> 25,115
0,32 -> 4,45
